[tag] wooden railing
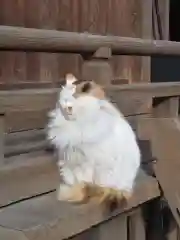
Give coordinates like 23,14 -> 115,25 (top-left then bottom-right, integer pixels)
0,25 -> 180,240
0,26 -> 179,56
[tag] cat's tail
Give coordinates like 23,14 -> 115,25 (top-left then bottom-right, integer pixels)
83,183 -> 131,209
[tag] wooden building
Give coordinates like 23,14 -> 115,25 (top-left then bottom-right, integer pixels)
1,1 -> 180,240
0,0 -> 169,86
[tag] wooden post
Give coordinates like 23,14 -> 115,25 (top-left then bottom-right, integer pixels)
82,47 -> 113,85
150,96 -> 180,229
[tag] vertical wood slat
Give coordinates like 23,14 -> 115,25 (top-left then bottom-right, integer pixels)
0,0 -> 26,84
38,0 -> 59,83
106,0 -> 142,82
140,0 -> 152,114
25,0 -> 41,82
97,215 -> 127,240
71,215 -> 127,240
152,0 -> 169,40
141,0 -> 152,82
128,209 -> 145,240
58,0 -> 80,78
163,0 -> 170,40
166,217 -> 179,240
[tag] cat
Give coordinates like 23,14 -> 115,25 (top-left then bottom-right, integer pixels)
47,73 -> 141,206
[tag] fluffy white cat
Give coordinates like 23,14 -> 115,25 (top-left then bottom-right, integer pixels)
47,74 -> 141,205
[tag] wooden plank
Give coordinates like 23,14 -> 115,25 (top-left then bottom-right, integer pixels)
4,112 -> 148,134
0,170 -> 160,240
2,129 -> 151,207
0,81 -> 60,90
5,139 -> 48,157
38,0 -> 59,83
3,114 -> 151,158
166,216 -> 178,240
5,129 -> 45,145
72,214 -> 127,240
0,82 -> 180,116
0,25 -> 180,56
25,0 -> 41,83
0,151 -> 59,207
5,110 -> 48,132
0,0 -> 26,84
141,0 -> 152,84
163,0 -> 170,40
3,97 -> 150,133
0,78 -> 129,90
153,0 -> 169,40
128,208 -> 145,240
97,215 -> 127,240
150,118 -> 180,228
0,227 -> 26,240
0,90 -> 150,117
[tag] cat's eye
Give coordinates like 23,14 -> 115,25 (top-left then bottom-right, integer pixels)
81,82 -> 92,93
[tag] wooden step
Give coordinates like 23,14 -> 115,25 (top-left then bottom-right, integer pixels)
0,170 -> 160,240
0,151 -> 59,207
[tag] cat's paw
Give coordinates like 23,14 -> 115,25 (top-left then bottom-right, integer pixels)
57,182 -> 88,204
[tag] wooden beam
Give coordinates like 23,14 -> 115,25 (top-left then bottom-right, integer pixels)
0,82 -> 180,109
0,82 -> 180,118
0,26 -> 180,56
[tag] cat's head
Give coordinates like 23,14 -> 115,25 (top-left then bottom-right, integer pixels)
58,74 -> 106,120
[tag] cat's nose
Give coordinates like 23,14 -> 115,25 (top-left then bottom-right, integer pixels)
66,106 -> 72,113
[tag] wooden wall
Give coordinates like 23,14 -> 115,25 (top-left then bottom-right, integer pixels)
0,0 -> 152,85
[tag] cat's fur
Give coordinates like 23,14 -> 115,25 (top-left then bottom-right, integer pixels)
47,74 -> 141,206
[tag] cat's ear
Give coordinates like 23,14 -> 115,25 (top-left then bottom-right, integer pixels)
65,73 -> 77,86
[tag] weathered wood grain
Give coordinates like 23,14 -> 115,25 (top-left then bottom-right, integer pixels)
0,25 -> 180,56
128,209 -> 146,240
0,82 -> 180,118
4,114 -> 151,157
0,170 -> 160,240
0,151 -> 59,207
